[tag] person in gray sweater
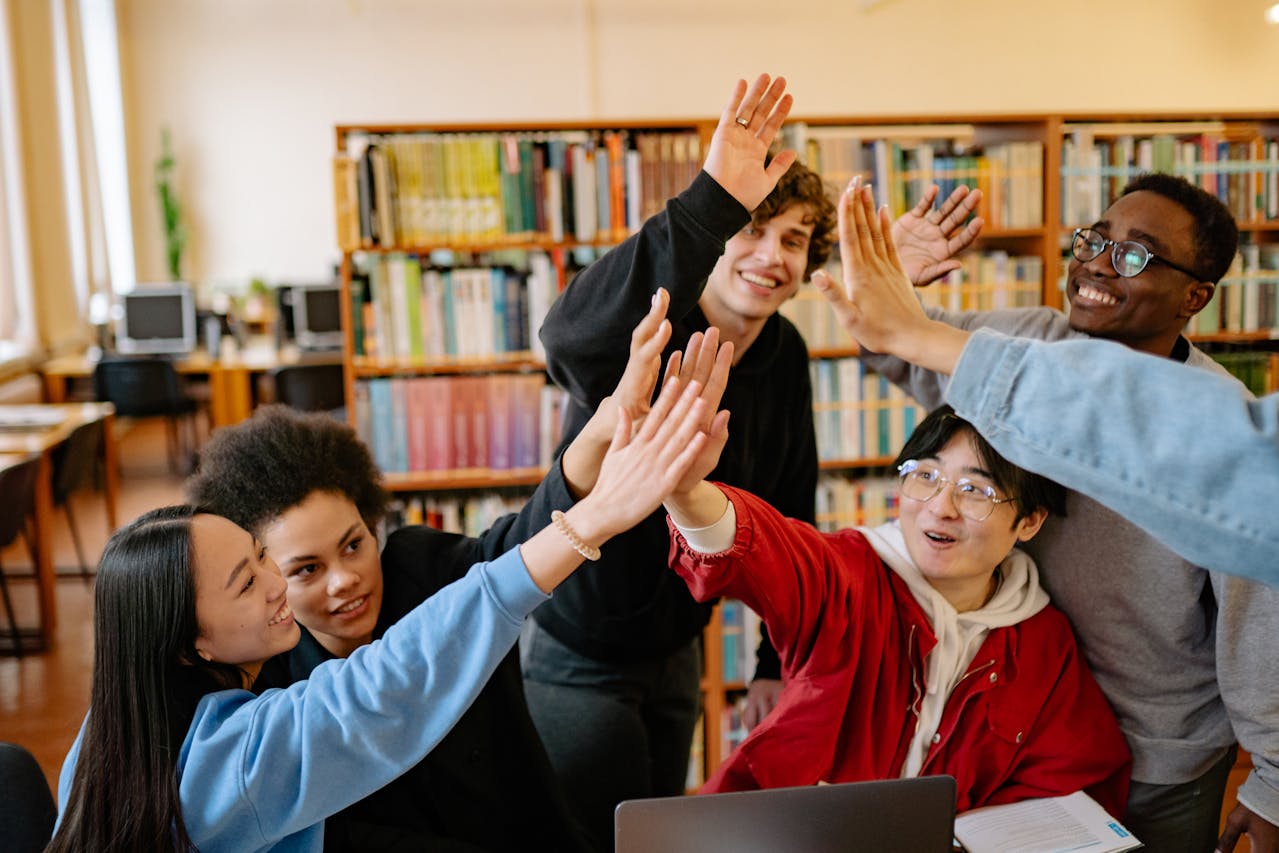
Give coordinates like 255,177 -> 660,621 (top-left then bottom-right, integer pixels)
828,173 -> 1278,853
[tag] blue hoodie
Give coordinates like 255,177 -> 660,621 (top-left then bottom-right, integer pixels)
57,548 -> 547,852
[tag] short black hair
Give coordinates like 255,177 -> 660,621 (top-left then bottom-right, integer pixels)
752,160 -> 836,279
1118,173 -> 1239,283
185,405 -> 389,537
893,405 -> 1067,523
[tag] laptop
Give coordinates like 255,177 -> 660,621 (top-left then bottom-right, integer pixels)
615,776 -> 956,853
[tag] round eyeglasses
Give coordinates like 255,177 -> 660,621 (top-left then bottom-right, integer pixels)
896,459 -> 1014,522
1071,228 -> 1203,280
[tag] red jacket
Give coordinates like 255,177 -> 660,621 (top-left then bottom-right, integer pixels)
669,487 -> 1131,816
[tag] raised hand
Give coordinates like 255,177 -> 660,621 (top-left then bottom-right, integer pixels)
891,184 -> 984,286
665,325 -> 734,437
702,74 -> 797,212
588,288 -> 676,441
812,177 -> 923,353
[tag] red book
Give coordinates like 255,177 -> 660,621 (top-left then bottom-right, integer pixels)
423,376 -> 454,472
405,377 -> 431,472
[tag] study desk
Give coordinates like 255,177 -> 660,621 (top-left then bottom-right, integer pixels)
40,346 -> 343,429
0,403 -> 117,646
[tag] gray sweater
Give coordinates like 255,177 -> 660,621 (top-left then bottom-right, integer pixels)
860,305 -> 1279,824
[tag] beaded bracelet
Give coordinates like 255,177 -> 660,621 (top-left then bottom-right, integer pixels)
551,510 -> 601,561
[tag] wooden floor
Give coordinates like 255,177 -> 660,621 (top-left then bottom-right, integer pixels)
0,421 -> 1256,849
0,419 -> 185,793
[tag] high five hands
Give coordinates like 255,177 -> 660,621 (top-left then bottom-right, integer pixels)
568,289 -> 732,497
812,177 -> 970,375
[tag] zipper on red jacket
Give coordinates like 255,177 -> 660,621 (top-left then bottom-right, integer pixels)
919,657 -> 998,774
895,623 -> 925,775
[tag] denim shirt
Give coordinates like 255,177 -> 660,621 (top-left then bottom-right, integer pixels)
947,329 -> 1279,581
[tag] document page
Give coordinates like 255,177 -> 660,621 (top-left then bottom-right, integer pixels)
954,790 -> 1141,853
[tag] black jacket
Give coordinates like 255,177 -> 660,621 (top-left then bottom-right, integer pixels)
255,465 -> 591,853
537,170 -> 818,666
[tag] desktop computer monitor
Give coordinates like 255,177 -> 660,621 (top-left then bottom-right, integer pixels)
114,282 -> 197,355
292,282 -> 343,351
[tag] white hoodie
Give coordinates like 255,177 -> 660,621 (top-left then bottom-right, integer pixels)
858,520 -> 1048,778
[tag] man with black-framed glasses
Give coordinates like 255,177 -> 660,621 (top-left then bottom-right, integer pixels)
851,172 -> 1279,853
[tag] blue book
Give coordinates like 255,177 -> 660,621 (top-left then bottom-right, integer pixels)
505,269 -> 527,352
367,379 -> 397,473
389,377 -> 409,473
490,267 -> 508,354
442,270 -> 458,356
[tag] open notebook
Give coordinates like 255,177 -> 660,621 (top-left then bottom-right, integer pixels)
615,776 -> 957,853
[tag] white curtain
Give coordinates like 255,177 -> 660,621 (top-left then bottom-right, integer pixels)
0,0 -> 34,347
0,0 -> 133,353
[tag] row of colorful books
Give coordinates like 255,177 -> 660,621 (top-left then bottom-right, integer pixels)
1061,129 -> 1279,227
1183,244 -> 1279,336
352,374 -> 563,475
781,123 -> 1044,229
385,491 -> 532,540
335,129 -> 703,250
811,358 -> 929,463
816,473 -> 901,533
351,251 -> 563,361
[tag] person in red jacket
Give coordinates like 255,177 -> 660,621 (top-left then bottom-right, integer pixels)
661,403 -> 1132,816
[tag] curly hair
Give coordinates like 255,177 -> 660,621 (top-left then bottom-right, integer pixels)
751,160 -> 837,278
1118,173 -> 1239,283
185,405 -> 389,537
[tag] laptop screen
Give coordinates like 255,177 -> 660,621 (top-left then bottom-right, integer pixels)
615,777 -> 956,853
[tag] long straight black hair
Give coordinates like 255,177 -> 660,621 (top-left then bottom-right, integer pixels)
47,505 -> 247,852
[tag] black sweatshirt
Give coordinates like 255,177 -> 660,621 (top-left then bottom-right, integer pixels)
537,170 -> 818,666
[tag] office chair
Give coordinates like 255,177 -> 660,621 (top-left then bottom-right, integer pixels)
49,420 -> 105,579
0,456 -> 41,656
270,363 -> 346,415
0,742 -> 57,851
94,356 -> 201,474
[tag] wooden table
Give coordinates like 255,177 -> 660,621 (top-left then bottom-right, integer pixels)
0,403 -> 117,645
40,346 -> 342,429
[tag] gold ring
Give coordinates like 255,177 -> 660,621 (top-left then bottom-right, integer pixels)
735,116 -> 750,127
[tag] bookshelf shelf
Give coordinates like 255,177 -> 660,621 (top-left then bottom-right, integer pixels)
1189,331 -> 1279,344
381,467 -> 548,492
351,355 -> 545,375
334,108 -> 1279,791
819,456 -> 898,471
354,239 -> 623,254
809,345 -> 861,359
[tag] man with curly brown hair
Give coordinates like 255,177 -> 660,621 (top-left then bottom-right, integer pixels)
526,74 -> 983,851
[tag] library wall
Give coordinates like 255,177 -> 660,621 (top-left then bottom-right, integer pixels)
118,0 -> 1279,287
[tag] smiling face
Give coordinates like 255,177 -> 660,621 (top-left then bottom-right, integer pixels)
700,203 -> 816,342
1066,190 -> 1215,356
261,490 -> 383,658
897,432 -> 1047,612
190,513 -> 299,680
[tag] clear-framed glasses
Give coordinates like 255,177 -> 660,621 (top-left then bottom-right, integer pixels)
1070,228 -> 1202,280
896,459 -> 1014,522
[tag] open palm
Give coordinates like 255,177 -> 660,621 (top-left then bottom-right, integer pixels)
891,185 -> 984,286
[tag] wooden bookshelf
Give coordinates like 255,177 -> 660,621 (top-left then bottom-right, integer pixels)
334,110 -> 1279,789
